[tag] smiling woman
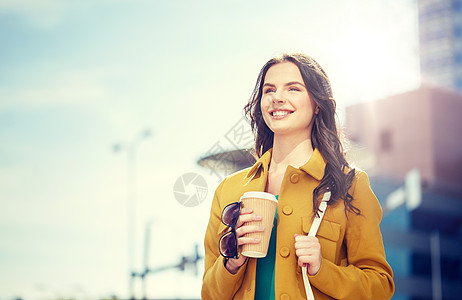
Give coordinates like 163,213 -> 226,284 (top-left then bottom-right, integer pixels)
260,62 -> 317,141
201,53 -> 394,300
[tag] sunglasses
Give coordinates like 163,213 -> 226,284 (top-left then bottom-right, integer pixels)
218,202 -> 242,259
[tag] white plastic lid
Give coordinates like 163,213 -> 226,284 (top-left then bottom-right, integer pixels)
240,191 -> 278,203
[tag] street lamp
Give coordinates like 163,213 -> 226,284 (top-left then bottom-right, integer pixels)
113,128 -> 152,300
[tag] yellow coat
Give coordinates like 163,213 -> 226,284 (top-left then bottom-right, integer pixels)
202,148 -> 394,300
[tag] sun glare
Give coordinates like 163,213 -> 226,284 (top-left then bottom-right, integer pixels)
336,27 -> 398,102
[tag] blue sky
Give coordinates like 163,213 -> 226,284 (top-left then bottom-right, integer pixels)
0,0 -> 420,299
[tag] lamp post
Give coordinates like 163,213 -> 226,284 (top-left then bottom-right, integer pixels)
113,128 -> 152,300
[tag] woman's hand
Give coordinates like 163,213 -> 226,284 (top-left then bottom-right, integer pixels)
294,234 -> 322,276
225,207 -> 265,274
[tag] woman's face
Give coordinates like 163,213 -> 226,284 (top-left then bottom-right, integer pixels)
260,62 -> 316,138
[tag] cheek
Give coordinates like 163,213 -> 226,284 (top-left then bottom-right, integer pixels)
260,100 -> 272,126
260,98 -> 270,115
301,97 -> 316,116
261,109 -> 271,126
260,101 -> 264,112
260,96 -> 269,109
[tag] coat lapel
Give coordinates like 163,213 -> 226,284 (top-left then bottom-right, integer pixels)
244,148 -> 272,191
299,148 -> 326,180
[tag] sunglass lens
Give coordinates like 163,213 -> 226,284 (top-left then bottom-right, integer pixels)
219,231 -> 238,258
222,203 -> 240,227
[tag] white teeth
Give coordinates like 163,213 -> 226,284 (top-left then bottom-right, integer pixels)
273,111 -> 290,116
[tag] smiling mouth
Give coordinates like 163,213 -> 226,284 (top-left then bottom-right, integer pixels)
271,110 -> 293,117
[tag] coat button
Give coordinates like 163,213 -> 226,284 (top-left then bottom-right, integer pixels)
290,173 -> 299,183
279,246 -> 290,258
282,205 -> 293,215
280,293 -> 290,300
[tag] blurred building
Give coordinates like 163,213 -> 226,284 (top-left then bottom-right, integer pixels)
345,85 -> 462,300
418,0 -> 462,91
345,85 -> 462,190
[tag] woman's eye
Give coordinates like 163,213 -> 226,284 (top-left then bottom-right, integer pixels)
264,88 -> 275,94
289,87 -> 301,91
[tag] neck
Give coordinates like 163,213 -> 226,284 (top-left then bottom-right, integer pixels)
270,133 -> 314,171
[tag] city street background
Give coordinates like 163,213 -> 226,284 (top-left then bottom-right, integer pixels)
0,0 -> 423,299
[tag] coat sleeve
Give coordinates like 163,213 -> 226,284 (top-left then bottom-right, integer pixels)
201,178 -> 248,300
308,170 -> 395,300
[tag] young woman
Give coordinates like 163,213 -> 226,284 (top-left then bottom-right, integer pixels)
201,53 -> 394,299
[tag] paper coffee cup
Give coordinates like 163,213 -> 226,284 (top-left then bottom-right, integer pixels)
240,191 -> 278,258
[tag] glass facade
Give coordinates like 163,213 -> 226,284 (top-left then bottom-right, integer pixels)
371,175 -> 462,300
419,0 -> 462,91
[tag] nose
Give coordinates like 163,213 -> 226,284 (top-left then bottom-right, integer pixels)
270,93 -> 285,104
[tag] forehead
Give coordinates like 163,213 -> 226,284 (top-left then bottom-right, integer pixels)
264,62 -> 303,84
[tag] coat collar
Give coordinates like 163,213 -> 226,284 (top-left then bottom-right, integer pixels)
299,148 -> 326,181
244,148 -> 272,181
244,147 -> 326,181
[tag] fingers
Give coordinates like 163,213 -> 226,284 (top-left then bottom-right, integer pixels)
240,207 -> 253,215
236,224 -> 265,236
294,234 -> 322,275
223,207 -> 264,274
237,235 -> 261,246
294,235 -> 319,246
235,208 -> 261,228
236,225 -> 265,245
234,208 -> 265,247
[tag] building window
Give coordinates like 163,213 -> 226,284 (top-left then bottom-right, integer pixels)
380,130 -> 392,152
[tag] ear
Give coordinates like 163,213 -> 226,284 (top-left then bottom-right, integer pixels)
315,106 -> 319,114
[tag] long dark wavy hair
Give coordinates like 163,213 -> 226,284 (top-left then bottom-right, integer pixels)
244,53 -> 360,216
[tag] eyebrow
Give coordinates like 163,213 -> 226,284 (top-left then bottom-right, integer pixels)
262,81 -> 306,88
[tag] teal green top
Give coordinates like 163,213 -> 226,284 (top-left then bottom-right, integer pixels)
254,195 -> 278,300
